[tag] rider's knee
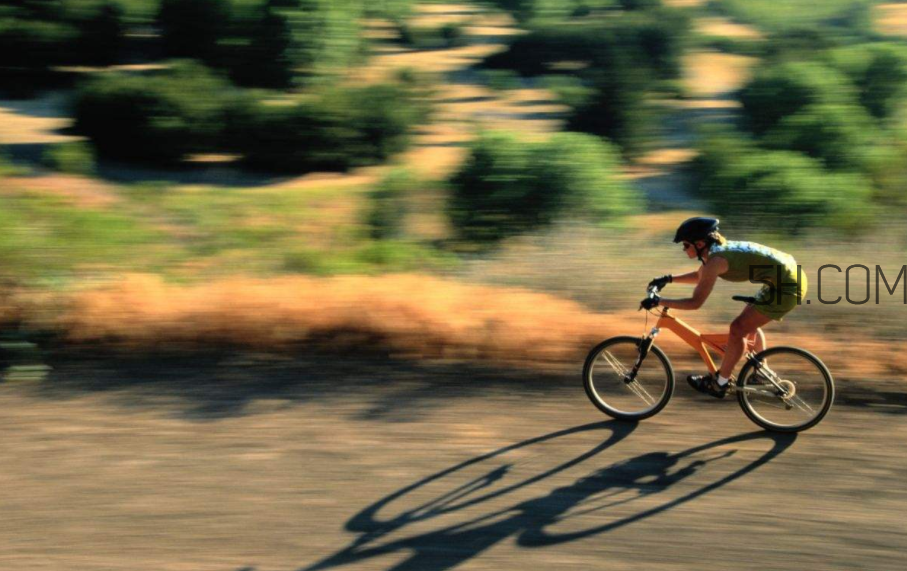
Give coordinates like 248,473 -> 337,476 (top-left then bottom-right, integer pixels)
729,319 -> 748,338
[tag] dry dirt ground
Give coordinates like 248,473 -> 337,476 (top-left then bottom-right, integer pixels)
0,351 -> 905,571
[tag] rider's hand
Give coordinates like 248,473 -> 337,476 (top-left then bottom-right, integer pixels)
648,275 -> 672,289
640,295 -> 660,311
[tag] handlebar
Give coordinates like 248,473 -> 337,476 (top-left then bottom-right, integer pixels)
648,286 -> 756,304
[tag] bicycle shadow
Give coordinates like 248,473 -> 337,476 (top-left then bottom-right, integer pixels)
300,426 -> 796,571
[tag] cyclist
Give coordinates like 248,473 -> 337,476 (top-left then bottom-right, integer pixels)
640,217 -> 806,398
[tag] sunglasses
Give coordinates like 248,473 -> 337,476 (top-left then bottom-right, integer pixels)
682,242 -> 694,251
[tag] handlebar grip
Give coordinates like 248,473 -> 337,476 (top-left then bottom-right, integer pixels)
732,295 -> 758,304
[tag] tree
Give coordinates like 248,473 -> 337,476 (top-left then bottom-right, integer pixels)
158,0 -> 231,62
448,131 -> 637,244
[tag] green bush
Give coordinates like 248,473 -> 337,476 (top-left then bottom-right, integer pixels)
366,168 -> 417,240
540,75 -> 595,108
567,63 -> 655,156
219,1 -> 294,88
0,17 -> 77,72
278,0 -> 365,78
828,44 -> 907,120
481,69 -> 522,91
486,0 -> 613,23
0,146 -> 28,176
71,1 -> 124,65
692,130 -> 874,231
619,0 -> 662,9
738,61 -> 856,136
74,61 -> 244,163
440,22 -> 466,47
41,141 -> 96,175
229,82 -> 429,173
158,0 -> 231,61
0,1 -> 125,87
760,103 -> 874,171
481,9 -> 689,154
484,11 -> 689,81
709,0 -> 873,36
448,131 -> 638,244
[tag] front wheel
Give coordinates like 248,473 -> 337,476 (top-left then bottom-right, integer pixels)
583,336 -> 675,421
736,346 -> 834,433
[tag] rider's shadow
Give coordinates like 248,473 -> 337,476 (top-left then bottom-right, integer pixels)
302,427 -> 796,571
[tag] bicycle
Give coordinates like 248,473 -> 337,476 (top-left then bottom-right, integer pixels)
582,285 -> 834,432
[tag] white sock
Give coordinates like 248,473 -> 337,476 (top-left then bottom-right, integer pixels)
717,375 -> 729,387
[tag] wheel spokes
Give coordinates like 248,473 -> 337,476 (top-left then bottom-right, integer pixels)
600,350 -> 629,376
626,380 -> 656,406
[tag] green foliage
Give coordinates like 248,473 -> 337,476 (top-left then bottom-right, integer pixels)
366,169 -> 417,240
277,0 -> 364,79
41,141 -> 97,175
486,0 -> 614,23
827,44 -> 907,120
229,82 -> 429,172
158,0 -> 230,60
708,0 -> 874,36
761,103 -> 874,171
692,129 -> 873,231
567,63 -> 654,156
619,0 -> 661,10
540,75 -> 595,108
219,1 -> 294,88
481,8 -> 689,154
448,131 -> 638,245
0,17 -> 76,73
154,0 -> 368,87
397,21 -> 466,49
738,61 -> 856,136
71,1 -> 125,65
485,10 -> 689,81
0,146 -> 28,176
440,22 -> 465,47
0,191 -> 163,276
75,59 -> 428,170
0,1 -> 126,83
481,69 -> 522,91
74,61 -> 245,163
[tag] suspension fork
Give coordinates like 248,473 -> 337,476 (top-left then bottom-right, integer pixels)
627,327 -> 660,382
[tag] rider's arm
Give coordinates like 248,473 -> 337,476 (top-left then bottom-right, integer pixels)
670,269 -> 701,285
660,257 -> 725,310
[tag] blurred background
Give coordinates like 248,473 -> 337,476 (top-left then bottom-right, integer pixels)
1,0 -> 907,373
4,4 -> 907,571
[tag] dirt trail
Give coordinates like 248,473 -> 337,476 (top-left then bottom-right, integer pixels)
0,352 -> 904,570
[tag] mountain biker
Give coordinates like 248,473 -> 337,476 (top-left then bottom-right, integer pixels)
640,217 -> 807,398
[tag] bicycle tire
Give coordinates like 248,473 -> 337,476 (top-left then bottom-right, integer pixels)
736,346 -> 834,433
583,336 -> 675,421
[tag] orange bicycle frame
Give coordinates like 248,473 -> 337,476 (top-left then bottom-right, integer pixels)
653,307 -> 754,374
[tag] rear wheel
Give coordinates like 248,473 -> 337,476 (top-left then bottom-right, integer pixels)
583,336 -> 674,421
736,346 -> 834,433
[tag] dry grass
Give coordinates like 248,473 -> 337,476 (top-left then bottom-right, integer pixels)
0,93 -> 80,145
2,175 -> 121,208
682,51 -> 756,98
695,17 -> 764,40
28,274 -> 621,365
0,272 -> 902,379
874,3 -> 907,36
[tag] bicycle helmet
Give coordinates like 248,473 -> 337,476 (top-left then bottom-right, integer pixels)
673,217 -> 719,244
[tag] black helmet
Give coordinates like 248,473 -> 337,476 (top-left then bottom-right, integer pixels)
673,217 -> 719,244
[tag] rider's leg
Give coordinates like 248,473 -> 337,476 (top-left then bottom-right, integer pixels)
719,306 -> 772,381
747,328 -> 766,353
